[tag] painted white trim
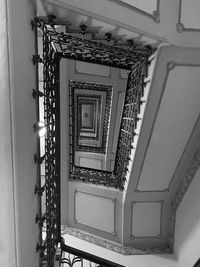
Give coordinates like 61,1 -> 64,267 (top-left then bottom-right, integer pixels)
177,0 -> 200,33
61,226 -> 171,255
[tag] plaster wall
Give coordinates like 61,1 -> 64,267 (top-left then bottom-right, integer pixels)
63,166 -> 200,267
122,45 -> 200,250
0,0 -> 17,266
6,0 -> 39,266
174,166 -> 200,267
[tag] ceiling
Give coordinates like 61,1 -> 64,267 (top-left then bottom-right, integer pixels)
38,0 -> 200,255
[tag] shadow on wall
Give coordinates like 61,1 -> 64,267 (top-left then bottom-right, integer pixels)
174,166 -> 200,265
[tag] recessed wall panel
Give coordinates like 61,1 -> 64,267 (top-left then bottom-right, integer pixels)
75,191 -> 115,233
112,0 -> 157,15
79,157 -> 102,169
131,202 -> 161,237
137,66 -> 200,191
181,0 -> 200,29
76,61 -> 110,76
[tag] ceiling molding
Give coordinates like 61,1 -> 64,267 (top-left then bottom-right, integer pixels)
176,0 -> 200,33
61,226 -> 171,255
171,144 -> 200,212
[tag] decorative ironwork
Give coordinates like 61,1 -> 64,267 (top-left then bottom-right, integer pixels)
34,15 -> 153,266
37,16 -> 152,70
114,62 -> 147,185
34,185 -> 45,196
34,17 -> 62,266
171,144 -> 200,212
59,238 -> 125,267
70,166 -> 116,187
53,34 -> 149,69
68,62 -> 148,189
32,89 -> 44,99
32,16 -> 46,267
69,80 -> 113,154
76,95 -> 101,142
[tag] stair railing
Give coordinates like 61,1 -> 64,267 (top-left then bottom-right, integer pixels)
32,15 -> 153,266
59,237 -> 125,267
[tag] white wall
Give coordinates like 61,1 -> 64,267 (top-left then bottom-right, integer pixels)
6,0 -> 39,266
63,161 -> 200,267
0,0 -> 17,266
174,166 -> 200,267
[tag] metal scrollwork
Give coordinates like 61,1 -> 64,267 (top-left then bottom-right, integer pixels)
69,62 -> 148,190
59,238 -> 125,267
36,18 -> 61,266
34,15 -> 152,266
114,63 -> 147,185
69,80 -> 113,154
60,253 -> 83,266
48,29 -> 150,70
71,165 -> 116,186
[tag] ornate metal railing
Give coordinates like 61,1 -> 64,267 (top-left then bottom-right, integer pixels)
70,165 -> 115,186
114,62 -> 147,185
32,17 -> 61,266
69,62 -> 149,190
33,15 -> 152,266
43,21 -> 61,266
32,16 -> 44,267
193,257 -> 200,267
69,80 -> 113,154
59,238 -> 125,267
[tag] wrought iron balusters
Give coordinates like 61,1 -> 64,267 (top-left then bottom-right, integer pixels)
114,63 -> 147,186
43,23 -> 61,266
59,238 -> 125,267
32,17 -> 46,267
33,15 -> 152,266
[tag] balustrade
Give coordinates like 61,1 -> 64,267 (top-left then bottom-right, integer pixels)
32,15 -> 153,266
